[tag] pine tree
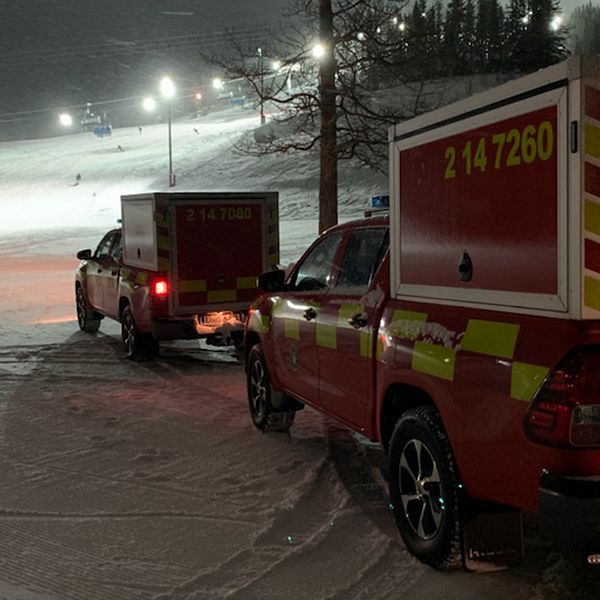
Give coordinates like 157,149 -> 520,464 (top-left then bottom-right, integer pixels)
510,0 -> 567,72
444,0 -> 467,75
568,2 -> 600,55
477,0 -> 504,73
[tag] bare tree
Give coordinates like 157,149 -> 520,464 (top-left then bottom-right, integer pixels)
209,0 -> 436,232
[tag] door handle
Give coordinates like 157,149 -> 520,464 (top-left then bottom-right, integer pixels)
97,268 -> 102,274
111,270 -> 118,276
303,307 -> 317,321
348,312 -> 368,329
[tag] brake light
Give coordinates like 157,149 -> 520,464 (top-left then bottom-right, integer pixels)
152,278 -> 169,297
524,348 -> 600,448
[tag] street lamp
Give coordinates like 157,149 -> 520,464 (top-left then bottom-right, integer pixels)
142,97 -> 156,112
59,113 -> 73,127
312,43 -> 326,60
257,47 -> 265,125
160,76 -> 176,188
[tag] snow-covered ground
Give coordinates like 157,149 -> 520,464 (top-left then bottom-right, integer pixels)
1,106 -> 600,599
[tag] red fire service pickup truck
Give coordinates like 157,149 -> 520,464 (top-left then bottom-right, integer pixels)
76,191 -> 278,358
244,56 -> 600,570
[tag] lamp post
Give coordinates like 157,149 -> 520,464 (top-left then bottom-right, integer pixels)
257,47 -> 265,125
160,76 -> 176,188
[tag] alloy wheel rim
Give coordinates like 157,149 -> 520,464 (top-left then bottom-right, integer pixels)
250,359 -> 267,417
398,438 -> 444,540
123,315 -> 135,354
76,288 -> 86,326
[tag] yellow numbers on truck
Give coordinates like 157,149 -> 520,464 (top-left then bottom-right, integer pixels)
443,120 -> 554,179
186,207 -> 253,221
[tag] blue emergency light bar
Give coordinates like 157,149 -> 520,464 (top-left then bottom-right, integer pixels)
369,195 -> 389,208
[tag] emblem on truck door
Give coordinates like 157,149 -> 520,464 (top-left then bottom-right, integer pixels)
290,347 -> 298,370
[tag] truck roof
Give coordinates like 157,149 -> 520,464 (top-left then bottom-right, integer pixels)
323,214 -> 389,236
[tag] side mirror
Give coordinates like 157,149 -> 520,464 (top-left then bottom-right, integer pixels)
258,269 -> 287,293
77,249 -> 92,260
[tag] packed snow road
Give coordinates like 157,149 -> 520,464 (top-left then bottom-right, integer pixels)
0,316 -> 599,600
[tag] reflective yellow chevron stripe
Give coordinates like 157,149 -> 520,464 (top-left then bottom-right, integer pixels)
390,309 -> 428,339
316,323 -> 336,349
360,330 -> 373,358
284,319 -> 299,340
237,276 -> 257,289
511,362 -> 549,401
179,280 -> 207,293
157,235 -> 170,251
157,257 -> 171,270
585,276 -> 600,312
585,198 -> 600,237
586,123 -> 600,160
207,290 -> 237,303
461,319 -> 519,359
412,341 -> 456,381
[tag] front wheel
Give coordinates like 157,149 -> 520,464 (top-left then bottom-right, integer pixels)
389,406 -> 462,569
247,344 -> 295,432
121,306 -> 158,360
76,284 -> 101,333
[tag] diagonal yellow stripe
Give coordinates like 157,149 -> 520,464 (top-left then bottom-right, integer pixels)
586,123 -> 600,161
412,342 -> 456,381
461,319 -> 520,359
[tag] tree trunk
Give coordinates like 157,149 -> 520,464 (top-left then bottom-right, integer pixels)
318,0 -> 337,233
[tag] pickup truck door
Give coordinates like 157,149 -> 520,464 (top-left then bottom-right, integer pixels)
85,232 -> 115,311
102,231 -> 122,319
316,227 -> 389,431
270,231 -> 343,406
86,230 -> 122,317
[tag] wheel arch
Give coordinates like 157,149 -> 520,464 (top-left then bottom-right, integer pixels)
380,383 -> 436,452
244,331 -> 261,367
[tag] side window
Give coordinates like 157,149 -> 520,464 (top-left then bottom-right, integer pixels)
109,231 -> 123,262
94,233 -> 114,260
290,232 -> 342,292
335,228 -> 389,292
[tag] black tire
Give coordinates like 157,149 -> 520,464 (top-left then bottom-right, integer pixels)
247,344 -> 295,432
388,406 -> 462,569
121,305 -> 159,360
76,284 -> 101,333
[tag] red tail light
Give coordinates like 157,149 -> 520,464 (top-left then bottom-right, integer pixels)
152,278 -> 169,297
524,348 -> 600,448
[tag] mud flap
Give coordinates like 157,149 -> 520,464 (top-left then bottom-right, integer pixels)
461,506 -> 523,572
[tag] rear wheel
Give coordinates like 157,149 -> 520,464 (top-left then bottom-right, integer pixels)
247,344 -> 295,432
121,306 -> 158,360
389,406 -> 462,569
76,284 -> 101,333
